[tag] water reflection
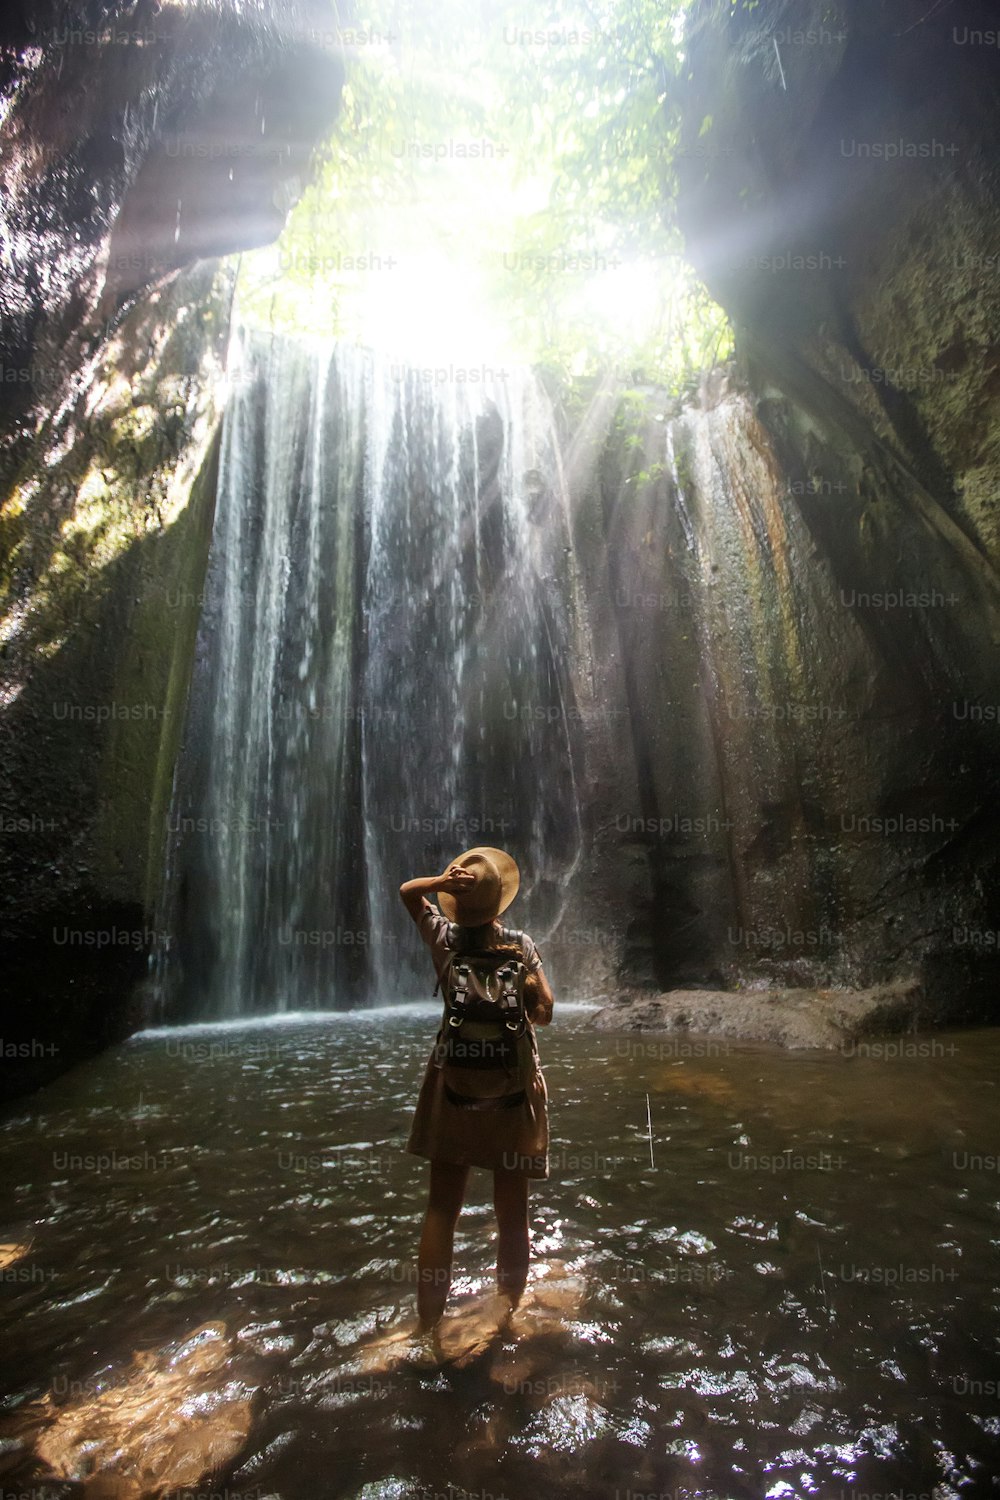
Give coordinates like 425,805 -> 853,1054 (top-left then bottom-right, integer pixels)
0,1004 -> 997,1498
27,1321 -> 252,1496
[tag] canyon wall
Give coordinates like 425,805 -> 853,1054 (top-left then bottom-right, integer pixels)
0,0 -> 343,1091
623,0 -> 1000,1011
565,366 -> 1000,1021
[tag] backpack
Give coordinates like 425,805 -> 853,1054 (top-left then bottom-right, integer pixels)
430,924 -> 537,1109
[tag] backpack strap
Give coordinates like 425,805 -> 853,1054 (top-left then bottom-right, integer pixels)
447,957 -> 473,1029
495,927 -> 528,1033
492,957 -> 520,1031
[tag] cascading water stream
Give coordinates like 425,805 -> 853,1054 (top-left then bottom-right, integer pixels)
159,330 -> 585,1019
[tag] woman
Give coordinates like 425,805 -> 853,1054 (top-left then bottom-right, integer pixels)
400,846 -> 555,1338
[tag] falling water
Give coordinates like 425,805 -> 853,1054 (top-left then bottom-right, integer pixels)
160,330 -> 584,1019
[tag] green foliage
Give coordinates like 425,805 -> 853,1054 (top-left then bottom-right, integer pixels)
628,460 -> 667,487
236,0 -> 733,395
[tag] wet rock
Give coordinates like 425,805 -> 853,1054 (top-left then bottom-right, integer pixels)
565,378 -> 1000,1019
0,1 -> 344,1096
589,977 -> 937,1050
554,0 -> 1000,1021
0,0 -> 343,469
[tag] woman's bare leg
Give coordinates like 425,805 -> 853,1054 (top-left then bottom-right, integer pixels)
416,1159 -> 470,1330
493,1166 -> 530,1312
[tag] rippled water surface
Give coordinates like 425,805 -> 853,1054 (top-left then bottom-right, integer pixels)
2,1004 -> 999,1499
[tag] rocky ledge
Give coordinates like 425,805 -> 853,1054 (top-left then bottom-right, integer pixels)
586,977 -> 956,1051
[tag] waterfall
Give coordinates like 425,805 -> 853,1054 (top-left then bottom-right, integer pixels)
159,329 -> 585,1019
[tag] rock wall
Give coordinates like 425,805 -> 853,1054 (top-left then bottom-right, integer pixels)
1,0 -> 343,472
678,0 -> 1000,567
0,0 -> 343,1094
566,368 -> 1000,1019
611,0 -> 1000,1015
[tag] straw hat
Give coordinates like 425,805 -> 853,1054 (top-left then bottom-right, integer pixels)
436,846 -> 520,926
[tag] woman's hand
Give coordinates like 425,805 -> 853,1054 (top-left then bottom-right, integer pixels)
399,865 -> 474,918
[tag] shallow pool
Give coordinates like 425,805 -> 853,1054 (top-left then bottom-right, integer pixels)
1,1003 -> 998,1498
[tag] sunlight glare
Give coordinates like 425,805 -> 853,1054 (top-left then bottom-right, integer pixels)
573,257 -> 678,351
354,250 -> 515,366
